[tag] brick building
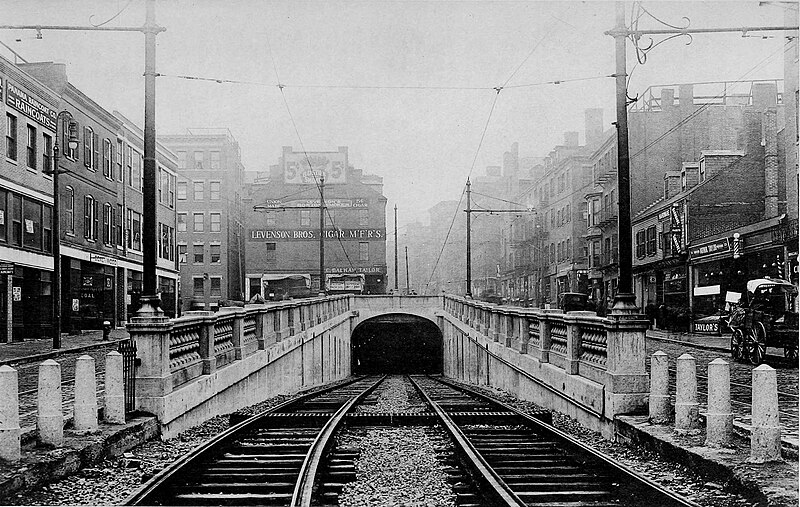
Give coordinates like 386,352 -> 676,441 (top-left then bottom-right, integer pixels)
243,146 -> 387,297
159,130 -> 246,312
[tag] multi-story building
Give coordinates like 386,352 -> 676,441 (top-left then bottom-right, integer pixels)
159,129 -> 246,312
8,60 -> 179,337
782,11 -> 798,286
243,146 -> 387,297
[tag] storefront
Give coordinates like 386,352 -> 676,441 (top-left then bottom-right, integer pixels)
64,259 -> 115,332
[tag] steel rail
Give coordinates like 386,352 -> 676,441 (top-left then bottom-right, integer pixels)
433,375 -> 702,507
290,375 -> 386,506
407,375 -> 527,507
123,375 -> 371,505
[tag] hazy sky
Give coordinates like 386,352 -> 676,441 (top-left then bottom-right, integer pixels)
1,1 -> 789,229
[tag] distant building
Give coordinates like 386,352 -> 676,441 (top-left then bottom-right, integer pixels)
159,130 -> 246,312
243,146 -> 387,297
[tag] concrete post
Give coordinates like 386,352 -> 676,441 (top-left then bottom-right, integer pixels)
230,308 -> 245,360
37,359 -> 63,447
539,317 -> 552,363
519,315 -> 530,355
0,365 -> 20,461
73,355 -> 98,434
127,315 -> 173,421
491,311 -> 501,342
251,306 -> 266,350
104,351 -> 125,424
188,312 -> 216,375
604,314 -> 650,417
675,353 -> 701,433
750,364 -> 781,462
564,316 -> 581,374
705,358 -> 732,448
275,308 -> 285,341
649,351 -> 670,424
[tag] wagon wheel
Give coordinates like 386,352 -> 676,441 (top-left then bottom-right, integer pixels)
784,344 -> 799,365
747,322 -> 767,366
730,329 -> 744,361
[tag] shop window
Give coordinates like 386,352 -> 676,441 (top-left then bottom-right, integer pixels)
301,210 -> 311,227
210,277 -> 222,297
193,244 -> 204,263
210,151 -> 220,170
65,186 -> 74,235
249,277 -> 262,298
210,244 -> 221,263
42,133 -> 52,174
6,113 -> 17,161
178,244 -> 187,264
116,139 -> 123,181
636,230 -> 646,258
265,242 -> 276,262
193,181 -> 204,200
177,213 -> 187,232
193,212 -> 204,232
103,203 -> 113,245
193,277 -> 204,296
0,189 -> 7,242
26,125 -> 36,169
177,181 -> 187,200
22,199 -> 42,250
210,212 -> 221,232
209,181 -> 221,200
646,226 -> 657,256
10,194 -> 21,246
359,242 -> 369,261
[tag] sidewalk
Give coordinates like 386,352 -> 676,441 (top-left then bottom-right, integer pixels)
646,327 -> 786,357
0,328 -> 130,366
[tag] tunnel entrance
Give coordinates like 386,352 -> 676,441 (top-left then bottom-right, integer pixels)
351,314 -> 443,374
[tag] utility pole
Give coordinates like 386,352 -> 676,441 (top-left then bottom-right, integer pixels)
405,246 -> 410,294
394,204 -> 398,292
319,175 -> 325,294
466,179 -> 472,297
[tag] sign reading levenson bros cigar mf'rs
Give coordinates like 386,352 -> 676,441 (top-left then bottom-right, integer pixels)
249,229 -> 385,241
284,151 -> 347,185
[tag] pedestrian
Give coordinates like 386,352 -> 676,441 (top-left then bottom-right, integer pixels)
645,302 -> 656,329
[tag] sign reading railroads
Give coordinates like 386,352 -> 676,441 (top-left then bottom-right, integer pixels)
249,228 -> 385,241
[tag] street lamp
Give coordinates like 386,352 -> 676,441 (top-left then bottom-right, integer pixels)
45,112 -> 79,349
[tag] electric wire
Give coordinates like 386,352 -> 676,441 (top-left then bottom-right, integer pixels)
90,0 -> 134,27
469,190 -> 530,208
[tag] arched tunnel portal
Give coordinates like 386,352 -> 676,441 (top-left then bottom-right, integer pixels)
351,313 -> 443,374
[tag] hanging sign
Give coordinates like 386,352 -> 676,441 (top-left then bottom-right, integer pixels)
12,286 -> 21,301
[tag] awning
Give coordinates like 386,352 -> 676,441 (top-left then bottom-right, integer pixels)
261,274 -> 311,287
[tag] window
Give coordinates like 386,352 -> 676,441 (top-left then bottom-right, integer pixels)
177,181 -> 187,200
42,133 -> 52,174
125,145 -> 133,184
22,198 -> 42,249
193,213 -> 204,232
178,244 -> 187,264
128,209 -> 141,250
42,205 -> 52,252
566,238 -> 571,259
83,126 -> 97,170
84,195 -> 97,240
266,215 -> 277,227
10,194 -> 21,246
681,170 -> 687,191
0,190 -> 7,242
359,242 -> 369,261
159,223 -> 173,259
359,209 -> 369,226
210,244 -> 221,263
699,160 -> 706,183
193,277 -> 204,296
64,186 -> 75,234
176,151 -> 187,169
193,243 -> 204,263
103,203 -> 113,245
265,242 -> 276,262
565,204 -> 570,223
177,213 -> 187,232
646,225 -> 657,256
103,139 -> 113,179
210,212 -> 221,232
116,139 -> 123,181
636,229 -> 646,258
159,168 -> 169,204
300,210 -> 311,227
116,204 -> 123,246
210,277 -> 222,297
26,125 -> 36,169
194,151 -> 204,169
169,175 -> 175,208
6,113 -> 17,161
193,181 -> 204,200
209,181 -> 221,200
210,151 -> 220,170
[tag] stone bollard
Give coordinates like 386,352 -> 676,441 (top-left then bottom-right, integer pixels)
750,364 -> 781,462
38,359 -> 63,447
74,355 -> 98,434
674,353 -> 700,433
0,365 -> 21,461
104,351 -> 126,424
705,358 -> 733,447
649,351 -> 671,424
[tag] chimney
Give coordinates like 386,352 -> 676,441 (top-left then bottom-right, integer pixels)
751,82 -> 778,112
16,62 -> 69,92
700,150 -> 745,181
584,108 -> 604,146
664,171 -> 681,199
564,132 -> 580,147
503,142 -> 519,179
763,108 -> 779,218
678,84 -> 694,109
681,163 -> 700,189
660,88 -> 675,109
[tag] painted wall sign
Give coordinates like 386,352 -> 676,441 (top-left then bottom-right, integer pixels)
6,82 -> 57,131
257,197 -> 368,209
689,238 -> 730,259
284,152 -> 346,185
326,266 -> 386,274
249,228 -> 385,241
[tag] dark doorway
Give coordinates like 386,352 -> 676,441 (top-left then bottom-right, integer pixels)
351,314 -> 442,374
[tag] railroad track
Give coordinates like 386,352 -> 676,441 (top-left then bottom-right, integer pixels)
126,375 -> 697,507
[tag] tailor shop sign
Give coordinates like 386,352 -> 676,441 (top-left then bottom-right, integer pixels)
6,82 -> 57,131
249,228 -> 385,241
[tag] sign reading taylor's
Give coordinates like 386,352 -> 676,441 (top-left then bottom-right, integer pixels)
249,228 -> 385,241
6,82 -> 57,131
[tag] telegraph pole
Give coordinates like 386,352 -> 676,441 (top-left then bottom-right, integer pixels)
405,246 -> 410,294
394,204 -> 399,292
319,175 -> 325,294
466,179 -> 472,297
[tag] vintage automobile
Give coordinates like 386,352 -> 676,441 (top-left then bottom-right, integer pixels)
728,278 -> 799,365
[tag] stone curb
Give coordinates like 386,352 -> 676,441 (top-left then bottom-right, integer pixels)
0,338 -> 128,367
615,415 -> 798,507
0,416 -> 159,501
646,333 -> 730,353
